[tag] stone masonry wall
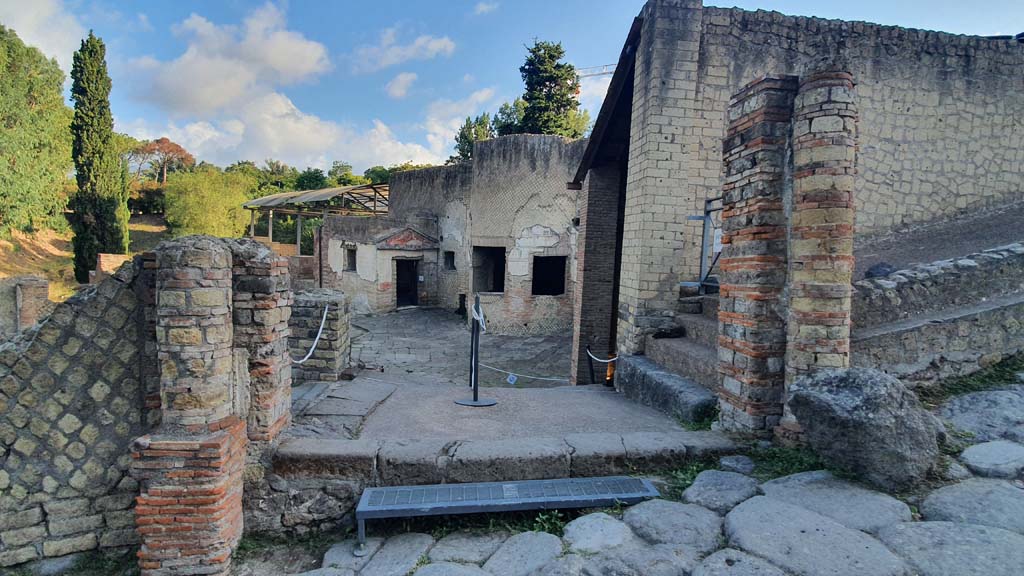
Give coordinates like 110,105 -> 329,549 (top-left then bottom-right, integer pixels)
0,262 -> 154,568
614,0 -> 1024,354
0,276 -> 52,342
290,290 -> 351,386
470,135 -> 587,335
851,242 -> 1024,384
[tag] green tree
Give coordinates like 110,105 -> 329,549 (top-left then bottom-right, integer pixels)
492,98 -> 526,136
328,160 -> 369,186
69,31 -> 128,281
449,113 -> 494,163
261,158 -> 299,191
164,171 -> 255,238
296,167 -> 328,190
518,41 -> 588,138
0,26 -> 73,237
363,162 -> 434,184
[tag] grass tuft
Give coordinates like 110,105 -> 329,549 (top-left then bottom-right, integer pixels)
917,354 -> 1024,407
663,459 -> 718,499
746,445 -> 827,481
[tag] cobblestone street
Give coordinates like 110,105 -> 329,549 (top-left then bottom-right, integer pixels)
351,307 -> 573,388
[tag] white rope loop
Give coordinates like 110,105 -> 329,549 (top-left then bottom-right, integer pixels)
586,348 -> 618,364
291,303 -> 329,365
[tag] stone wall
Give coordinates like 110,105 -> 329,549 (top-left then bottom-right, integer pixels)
0,276 -> 51,341
290,290 -> 351,386
851,242 -> 1024,383
0,263 -> 154,568
613,0 -> 1024,353
470,135 -> 587,335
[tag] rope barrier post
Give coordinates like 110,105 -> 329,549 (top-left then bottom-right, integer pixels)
456,294 -> 496,407
586,346 -> 597,385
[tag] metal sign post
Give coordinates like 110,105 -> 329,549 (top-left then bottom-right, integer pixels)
456,294 -> 496,407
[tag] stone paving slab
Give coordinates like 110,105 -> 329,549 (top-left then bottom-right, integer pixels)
360,532 -> 434,576
482,531 -> 562,576
921,478 -> 1024,535
428,531 -> 509,565
878,521 -> 1024,576
959,440 -> 1024,478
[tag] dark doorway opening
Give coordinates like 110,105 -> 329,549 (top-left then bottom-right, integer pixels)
396,259 -> 418,307
472,246 -> 505,293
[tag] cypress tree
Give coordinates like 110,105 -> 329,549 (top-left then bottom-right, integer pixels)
70,31 -> 127,282
518,41 -> 588,138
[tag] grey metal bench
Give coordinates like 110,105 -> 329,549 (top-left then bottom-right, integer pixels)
353,476 -> 659,555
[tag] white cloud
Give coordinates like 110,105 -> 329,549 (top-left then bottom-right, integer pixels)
474,2 -> 499,15
422,88 -> 495,156
351,27 -> 455,74
385,72 -> 417,99
131,3 -> 330,117
0,0 -> 86,72
579,75 -> 612,119
119,92 -> 441,171
137,13 -> 153,32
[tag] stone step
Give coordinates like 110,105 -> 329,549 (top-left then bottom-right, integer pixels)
614,355 -> 718,423
674,313 -> 719,350
644,336 -> 720,391
677,295 -> 720,320
272,431 -> 738,487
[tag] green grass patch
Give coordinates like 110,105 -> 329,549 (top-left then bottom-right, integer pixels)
746,445 -> 826,481
663,459 -> 718,499
234,530 -> 335,562
64,550 -> 139,576
918,353 -> 1024,407
679,405 -> 720,431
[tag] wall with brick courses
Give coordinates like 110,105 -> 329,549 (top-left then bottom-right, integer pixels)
716,76 -> 795,433
851,242 -> 1024,384
613,0 -> 1024,353
570,165 -> 624,385
289,290 -> 351,385
469,135 -> 587,335
0,276 -> 52,342
0,262 -> 154,568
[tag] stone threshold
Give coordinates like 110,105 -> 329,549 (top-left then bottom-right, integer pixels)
272,431 -> 739,487
852,291 -> 1024,342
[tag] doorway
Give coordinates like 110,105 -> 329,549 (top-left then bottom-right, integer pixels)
396,259 -> 419,307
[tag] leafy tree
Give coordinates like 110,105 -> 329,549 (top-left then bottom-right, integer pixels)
328,160 -> 369,186
492,98 -> 526,136
496,41 -> 590,138
0,26 -> 73,237
449,113 -> 494,163
70,31 -> 128,281
135,137 -> 195,183
164,171 -> 255,238
296,167 -> 328,190
363,162 -> 434,184
261,158 -> 299,191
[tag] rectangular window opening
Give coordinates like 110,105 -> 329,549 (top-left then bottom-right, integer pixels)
345,248 -> 357,272
444,251 -> 456,271
532,256 -> 567,296
472,246 -> 505,293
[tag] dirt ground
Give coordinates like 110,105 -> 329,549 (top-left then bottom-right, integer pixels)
0,214 -> 169,302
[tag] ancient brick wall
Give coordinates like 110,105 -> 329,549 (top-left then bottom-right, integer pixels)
0,262 -> 154,568
469,135 -> 587,335
614,0 -> 1024,353
0,276 -> 52,341
290,290 -> 351,385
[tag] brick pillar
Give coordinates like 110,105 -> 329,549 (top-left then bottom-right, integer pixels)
231,242 -> 292,442
571,163 -> 623,385
716,77 -> 797,434
777,71 -> 858,442
14,276 -> 50,331
132,238 -> 246,576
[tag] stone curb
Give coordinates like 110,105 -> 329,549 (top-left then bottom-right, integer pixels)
273,431 -> 738,486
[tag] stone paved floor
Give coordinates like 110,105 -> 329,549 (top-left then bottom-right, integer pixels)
351,308 -> 572,388
245,376 -> 1024,576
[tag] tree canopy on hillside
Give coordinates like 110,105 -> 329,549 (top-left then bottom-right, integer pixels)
164,171 -> 255,238
0,26 -> 73,237
134,137 -> 195,184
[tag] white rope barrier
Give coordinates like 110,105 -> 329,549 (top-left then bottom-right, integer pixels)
586,348 -> 618,364
291,304 -> 329,365
477,363 -> 570,383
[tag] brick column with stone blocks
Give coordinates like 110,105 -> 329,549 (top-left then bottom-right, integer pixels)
132,237 -> 246,576
290,289 -> 350,386
777,71 -> 858,441
716,76 -> 797,434
231,241 -> 292,442
571,164 -> 622,385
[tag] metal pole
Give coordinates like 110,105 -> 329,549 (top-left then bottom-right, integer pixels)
249,210 -> 255,237
456,294 -> 496,407
296,214 -> 303,255
699,201 -> 712,295
268,209 -> 274,243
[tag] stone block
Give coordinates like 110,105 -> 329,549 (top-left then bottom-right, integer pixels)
378,439 -> 453,485
43,533 -> 98,557
274,438 -> 380,481
564,433 -> 629,477
447,437 -> 571,483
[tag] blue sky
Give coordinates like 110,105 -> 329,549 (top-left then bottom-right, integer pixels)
1,0 -> 1020,172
